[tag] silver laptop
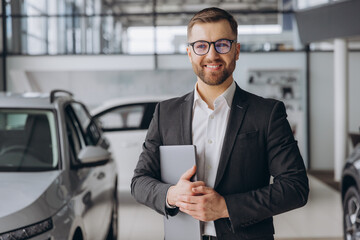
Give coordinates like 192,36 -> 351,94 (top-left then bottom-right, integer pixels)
160,145 -> 201,240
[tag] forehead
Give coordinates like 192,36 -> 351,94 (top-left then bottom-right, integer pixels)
188,19 -> 235,42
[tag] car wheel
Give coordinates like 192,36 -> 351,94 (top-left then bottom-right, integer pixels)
106,189 -> 118,240
344,186 -> 360,240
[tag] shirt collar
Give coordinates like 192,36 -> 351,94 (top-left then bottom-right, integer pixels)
193,80 -> 236,109
193,83 -> 202,105
221,80 -> 236,108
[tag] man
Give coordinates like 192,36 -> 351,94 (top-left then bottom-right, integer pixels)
131,7 -> 309,240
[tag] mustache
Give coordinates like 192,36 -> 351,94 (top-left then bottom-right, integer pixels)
202,60 -> 224,65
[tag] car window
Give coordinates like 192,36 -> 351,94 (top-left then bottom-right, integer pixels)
71,102 -> 91,132
66,105 -> 87,148
0,109 -> 59,171
65,109 -> 83,164
69,102 -> 101,145
97,104 -> 154,131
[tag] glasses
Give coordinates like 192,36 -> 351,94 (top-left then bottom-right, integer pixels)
188,39 -> 236,56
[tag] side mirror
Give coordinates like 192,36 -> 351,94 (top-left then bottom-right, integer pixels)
77,146 -> 110,167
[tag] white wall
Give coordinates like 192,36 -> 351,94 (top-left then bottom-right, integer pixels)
309,52 -> 360,170
349,53 -> 360,134
24,69 -> 197,108
235,52 -> 307,88
309,52 -> 334,170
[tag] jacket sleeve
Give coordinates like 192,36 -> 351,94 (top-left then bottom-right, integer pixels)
224,101 -> 309,232
131,103 -> 179,217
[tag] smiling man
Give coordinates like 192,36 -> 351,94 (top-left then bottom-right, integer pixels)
131,7 -> 309,240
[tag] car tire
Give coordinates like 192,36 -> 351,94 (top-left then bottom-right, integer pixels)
106,188 -> 118,240
344,186 -> 360,240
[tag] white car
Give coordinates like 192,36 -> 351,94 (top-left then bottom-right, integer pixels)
92,95 -> 174,193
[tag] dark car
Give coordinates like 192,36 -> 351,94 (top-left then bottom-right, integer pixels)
0,90 -> 118,240
342,132 -> 360,240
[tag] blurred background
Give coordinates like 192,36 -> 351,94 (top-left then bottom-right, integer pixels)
1,0 -> 360,239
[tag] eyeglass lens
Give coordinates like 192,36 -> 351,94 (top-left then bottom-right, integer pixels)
193,39 -> 232,55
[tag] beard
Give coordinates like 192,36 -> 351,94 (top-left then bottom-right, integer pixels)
198,66 -> 230,86
192,54 -> 237,86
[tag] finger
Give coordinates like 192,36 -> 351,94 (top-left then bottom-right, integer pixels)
191,181 -> 206,187
192,185 -> 213,194
177,194 -> 197,204
180,165 -> 196,181
176,201 -> 198,211
179,207 -> 196,216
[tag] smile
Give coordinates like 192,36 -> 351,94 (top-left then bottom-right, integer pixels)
205,64 -> 222,69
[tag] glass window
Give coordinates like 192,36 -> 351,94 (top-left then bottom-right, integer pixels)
70,102 -> 101,145
296,0 -> 330,10
3,0 -> 324,54
126,26 -> 155,54
65,110 -> 82,161
98,111 -> 124,129
156,26 -> 187,54
25,0 -> 47,13
0,109 -> 59,171
98,105 -> 145,130
66,105 -> 86,148
71,102 -> 91,131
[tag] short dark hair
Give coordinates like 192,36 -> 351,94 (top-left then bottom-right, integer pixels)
187,7 -> 238,39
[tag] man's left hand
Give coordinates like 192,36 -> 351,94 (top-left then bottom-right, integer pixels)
176,186 -> 229,221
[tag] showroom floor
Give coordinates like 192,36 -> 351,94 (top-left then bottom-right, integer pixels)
118,175 -> 343,240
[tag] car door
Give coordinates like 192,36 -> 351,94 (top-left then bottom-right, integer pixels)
66,102 -> 114,240
94,102 -> 157,192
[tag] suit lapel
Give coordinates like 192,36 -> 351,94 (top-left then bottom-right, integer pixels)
214,85 -> 248,189
180,92 -> 194,145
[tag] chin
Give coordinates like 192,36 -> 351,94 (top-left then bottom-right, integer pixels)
201,75 -> 230,86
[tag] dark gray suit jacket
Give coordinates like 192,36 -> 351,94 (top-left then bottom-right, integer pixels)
131,84 -> 309,240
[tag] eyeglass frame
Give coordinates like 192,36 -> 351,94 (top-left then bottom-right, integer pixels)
188,39 -> 236,56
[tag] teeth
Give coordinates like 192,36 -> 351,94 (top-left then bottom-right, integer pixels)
207,65 -> 220,69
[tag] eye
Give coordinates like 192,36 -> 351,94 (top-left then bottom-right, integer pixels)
215,40 -> 230,48
194,42 -> 208,50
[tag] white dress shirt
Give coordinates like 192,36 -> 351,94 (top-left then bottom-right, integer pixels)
192,81 -> 236,236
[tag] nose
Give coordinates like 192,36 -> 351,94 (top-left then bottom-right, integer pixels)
207,43 -> 220,59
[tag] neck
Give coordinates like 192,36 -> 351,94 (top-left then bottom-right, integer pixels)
196,78 -> 233,110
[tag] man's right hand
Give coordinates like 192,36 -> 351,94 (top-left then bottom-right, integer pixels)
166,165 -> 205,206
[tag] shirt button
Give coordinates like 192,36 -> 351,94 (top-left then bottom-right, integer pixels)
210,115 -> 214,119
208,139 -> 213,144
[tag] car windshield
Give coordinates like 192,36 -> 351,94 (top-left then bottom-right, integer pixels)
0,109 -> 59,171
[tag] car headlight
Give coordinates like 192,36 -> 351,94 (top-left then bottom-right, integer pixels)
0,218 -> 53,240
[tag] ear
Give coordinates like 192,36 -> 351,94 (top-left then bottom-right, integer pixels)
187,46 -> 193,63
235,43 -> 240,60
